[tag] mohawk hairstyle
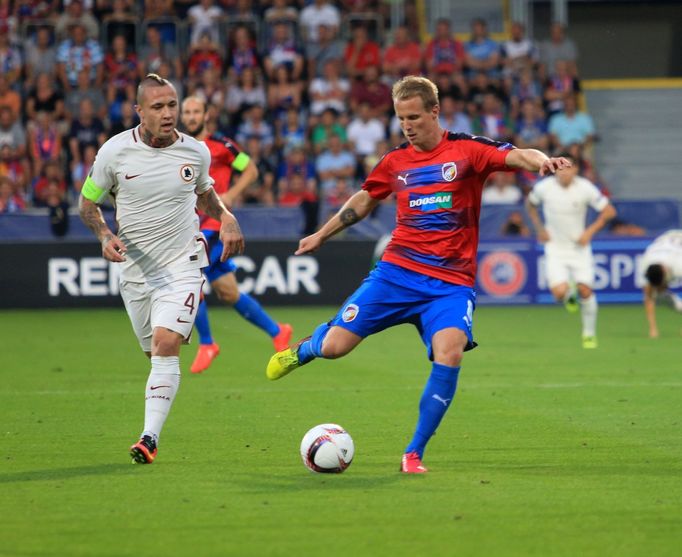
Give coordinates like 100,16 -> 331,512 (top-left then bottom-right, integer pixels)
136,73 -> 174,105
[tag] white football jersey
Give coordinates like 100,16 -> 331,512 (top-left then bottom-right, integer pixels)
641,229 -> 682,280
89,126 -> 214,281
528,176 -> 609,251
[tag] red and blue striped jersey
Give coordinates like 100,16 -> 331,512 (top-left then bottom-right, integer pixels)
363,131 -> 514,286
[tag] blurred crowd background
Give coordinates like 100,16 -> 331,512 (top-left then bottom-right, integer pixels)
0,0 -> 663,237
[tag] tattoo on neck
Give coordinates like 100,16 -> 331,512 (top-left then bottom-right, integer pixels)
141,126 -> 175,148
340,208 -> 359,227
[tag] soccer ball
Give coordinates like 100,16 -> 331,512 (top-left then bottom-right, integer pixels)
300,423 -> 354,473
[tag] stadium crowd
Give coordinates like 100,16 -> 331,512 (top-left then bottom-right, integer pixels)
0,0 -> 601,234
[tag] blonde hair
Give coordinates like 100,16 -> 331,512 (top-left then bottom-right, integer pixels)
136,73 -> 175,105
391,76 -> 439,111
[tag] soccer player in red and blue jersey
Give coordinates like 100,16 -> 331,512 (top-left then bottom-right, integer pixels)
266,76 -> 570,473
181,97 -> 292,373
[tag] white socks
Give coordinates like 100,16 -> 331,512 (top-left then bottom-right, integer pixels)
580,294 -> 598,337
142,356 -> 181,444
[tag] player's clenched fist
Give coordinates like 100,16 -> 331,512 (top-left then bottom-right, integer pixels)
102,234 -> 127,262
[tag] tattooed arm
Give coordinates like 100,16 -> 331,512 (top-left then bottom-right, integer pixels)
196,187 -> 245,261
295,190 -> 380,255
79,196 -> 127,262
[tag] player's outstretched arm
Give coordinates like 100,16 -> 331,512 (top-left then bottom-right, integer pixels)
78,195 -> 127,262
506,148 -> 571,176
525,198 -> 550,243
196,187 -> 245,260
296,190 -> 380,255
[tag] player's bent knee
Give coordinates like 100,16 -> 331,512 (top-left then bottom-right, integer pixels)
151,328 -> 183,356
321,328 -> 361,359
577,284 -> 593,298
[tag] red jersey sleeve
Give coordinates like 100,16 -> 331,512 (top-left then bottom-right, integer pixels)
361,152 -> 394,200
465,137 -> 515,177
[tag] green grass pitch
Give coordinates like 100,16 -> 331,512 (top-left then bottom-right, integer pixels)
1,304 -> 681,557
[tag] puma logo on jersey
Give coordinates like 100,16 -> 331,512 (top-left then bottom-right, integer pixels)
397,173 -> 409,186
432,394 -> 451,407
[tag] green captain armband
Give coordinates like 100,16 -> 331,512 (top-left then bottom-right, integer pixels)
232,152 -> 250,172
82,176 -> 106,202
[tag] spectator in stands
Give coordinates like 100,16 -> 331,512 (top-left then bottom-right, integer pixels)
433,71 -> 466,105
344,24 -> 381,80
544,59 -> 580,116
346,101 -> 386,159
0,142 -> 29,195
350,66 -> 392,121
187,31 -> 224,82
236,104 -> 274,155
138,25 -> 182,81
324,177 -> 354,208
278,172 -> 319,234
241,136 -> 275,206
276,106 -> 307,153
65,68 -> 107,121
306,22 -> 344,79
439,94 -> 472,134
501,21 -> 538,80
264,0 -> 299,26
101,0 -> 137,47
308,58 -> 350,118
55,0 -> 99,40
28,111 -> 63,178
0,175 -> 25,213
109,100 -> 138,136
424,18 -> 465,79
226,24 -> 261,82
316,133 -> 356,196
23,25 -> 57,87
299,0 -> 340,44
56,23 -> 104,92
278,145 -> 316,191
67,97 -> 106,168
482,171 -> 523,205
383,24 -> 422,81
104,34 -> 137,116
27,76 -> 64,127
501,210 -> 531,236
514,98 -> 549,151
509,67 -> 543,116
264,21 -> 304,81
46,180 -> 70,237
226,0 -> 257,19
464,18 -> 501,80
71,143 -> 96,195
192,67 -> 225,111
311,107 -> 347,154
156,58 -> 184,99
548,93 -> 595,153
225,66 -> 266,126
0,24 -> 22,85
267,64 -> 303,118
0,74 -> 21,121
0,106 -> 26,162
31,160 -> 67,207
467,71 -> 506,113
188,0 -> 222,46
143,0 -> 175,19
472,93 -> 513,142
540,22 -> 578,78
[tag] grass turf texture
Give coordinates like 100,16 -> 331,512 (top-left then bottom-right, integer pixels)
1,305 -> 681,557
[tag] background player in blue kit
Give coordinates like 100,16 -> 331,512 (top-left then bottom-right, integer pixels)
266,76 -> 570,473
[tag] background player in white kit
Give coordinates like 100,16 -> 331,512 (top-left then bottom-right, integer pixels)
640,229 -> 682,338
526,152 -> 616,348
79,74 -> 244,464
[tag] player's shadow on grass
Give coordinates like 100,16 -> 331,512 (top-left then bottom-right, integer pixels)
0,463 -> 136,484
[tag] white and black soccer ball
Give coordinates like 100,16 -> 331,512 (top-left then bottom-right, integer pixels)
300,423 -> 354,473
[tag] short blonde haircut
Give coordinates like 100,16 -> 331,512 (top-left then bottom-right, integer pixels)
391,76 -> 439,111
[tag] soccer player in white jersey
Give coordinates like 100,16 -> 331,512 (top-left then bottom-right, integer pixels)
526,152 -> 616,348
640,229 -> 682,338
78,74 -> 244,464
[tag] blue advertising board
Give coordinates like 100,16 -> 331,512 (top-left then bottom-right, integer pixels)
475,238 -> 660,305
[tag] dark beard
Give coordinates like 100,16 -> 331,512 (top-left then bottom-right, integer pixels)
186,122 -> 205,138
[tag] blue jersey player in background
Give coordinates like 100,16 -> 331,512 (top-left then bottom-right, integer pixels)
266,76 -> 570,473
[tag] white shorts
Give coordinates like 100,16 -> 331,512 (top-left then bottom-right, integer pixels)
545,248 -> 595,288
120,269 -> 204,352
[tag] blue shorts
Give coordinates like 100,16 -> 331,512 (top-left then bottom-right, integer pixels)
330,261 -> 477,360
202,230 -> 237,283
